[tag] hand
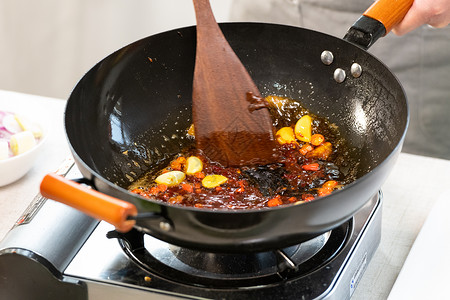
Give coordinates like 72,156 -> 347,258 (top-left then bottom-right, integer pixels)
392,0 -> 450,35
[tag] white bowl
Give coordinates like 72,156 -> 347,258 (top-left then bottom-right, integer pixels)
0,123 -> 46,187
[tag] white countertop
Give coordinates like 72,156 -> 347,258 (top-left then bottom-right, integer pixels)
1,89 -> 449,299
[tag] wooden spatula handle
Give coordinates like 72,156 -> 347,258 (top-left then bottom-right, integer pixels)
191,0 -> 277,166
193,0 -> 217,28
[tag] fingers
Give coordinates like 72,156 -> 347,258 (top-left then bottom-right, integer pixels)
427,13 -> 450,27
392,0 -> 450,35
392,2 -> 431,35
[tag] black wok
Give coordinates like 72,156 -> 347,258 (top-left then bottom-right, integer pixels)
40,1 -> 409,252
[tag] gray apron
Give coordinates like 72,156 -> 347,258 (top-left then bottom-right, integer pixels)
230,0 -> 450,160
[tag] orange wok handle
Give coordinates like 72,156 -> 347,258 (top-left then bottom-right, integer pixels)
40,173 -> 137,232
344,0 -> 414,49
364,0 -> 414,34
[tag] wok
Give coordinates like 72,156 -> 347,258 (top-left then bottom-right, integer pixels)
40,0 -> 409,252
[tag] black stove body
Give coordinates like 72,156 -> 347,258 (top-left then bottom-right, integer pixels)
0,163 -> 381,300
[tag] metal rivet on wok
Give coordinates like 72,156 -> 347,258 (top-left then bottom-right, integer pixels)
321,50 -> 334,65
334,68 -> 346,83
351,63 -> 362,78
159,221 -> 172,232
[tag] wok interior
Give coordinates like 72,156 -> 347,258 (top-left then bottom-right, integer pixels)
66,23 -> 407,195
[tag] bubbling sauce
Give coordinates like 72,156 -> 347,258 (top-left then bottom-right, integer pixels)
129,95 -> 357,209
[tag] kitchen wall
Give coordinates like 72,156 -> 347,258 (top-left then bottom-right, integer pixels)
0,0 -> 232,99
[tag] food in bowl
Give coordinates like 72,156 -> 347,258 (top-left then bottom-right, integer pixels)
0,111 -> 43,159
0,110 -> 44,186
128,96 -> 357,209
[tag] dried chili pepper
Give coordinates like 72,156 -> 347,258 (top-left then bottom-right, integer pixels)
311,134 -> 325,146
267,195 -> 283,207
302,163 -> 320,171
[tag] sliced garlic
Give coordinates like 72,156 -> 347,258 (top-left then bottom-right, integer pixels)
2,114 -> 22,134
295,115 -> 312,143
185,156 -> 203,175
155,171 -> 186,186
10,131 -> 36,156
202,175 -> 228,188
14,114 -> 42,138
276,127 -> 296,145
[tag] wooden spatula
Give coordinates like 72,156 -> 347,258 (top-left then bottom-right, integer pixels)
192,0 -> 277,167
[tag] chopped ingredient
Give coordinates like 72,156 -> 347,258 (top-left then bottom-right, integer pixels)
3,114 -> 22,133
187,124 -> 195,137
202,175 -> 228,188
185,156 -> 203,175
318,180 -> 339,197
276,127 -> 296,145
194,172 -> 205,179
181,183 -> 194,193
10,131 -> 36,156
288,197 -> 297,202
267,195 -> 283,207
295,115 -> 312,142
14,114 -> 42,138
323,180 -> 338,188
306,142 -> 333,160
129,95 -> 354,209
302,163 -> 320,171
299,144 -> 314,155
0,110 -> 42,159
149,184 -> 167,195
155,171 -> 185,186
311,134 -> 325,146
170,156 -> 186,171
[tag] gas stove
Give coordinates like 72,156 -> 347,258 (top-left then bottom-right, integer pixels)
0,160 -> 381,300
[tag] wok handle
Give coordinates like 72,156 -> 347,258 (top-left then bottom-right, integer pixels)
344,0 -> 414,49
40,173 -> 137,232
364,0 -> 414,34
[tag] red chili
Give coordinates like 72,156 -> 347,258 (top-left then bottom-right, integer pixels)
157,184 -> 168,192
149,187 -> 159,195
181,184 -> 194,193
322,180 -> 338,188
311,134 -> 325,146
194,172 -> 205,179
302,163 -> 320,171
170,156 -> 186,171
299,144 -> 314,156
267,195 -> 283,207
318,186 -> 333,197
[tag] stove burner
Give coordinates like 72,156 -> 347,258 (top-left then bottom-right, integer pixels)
108,219 -> 351,288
